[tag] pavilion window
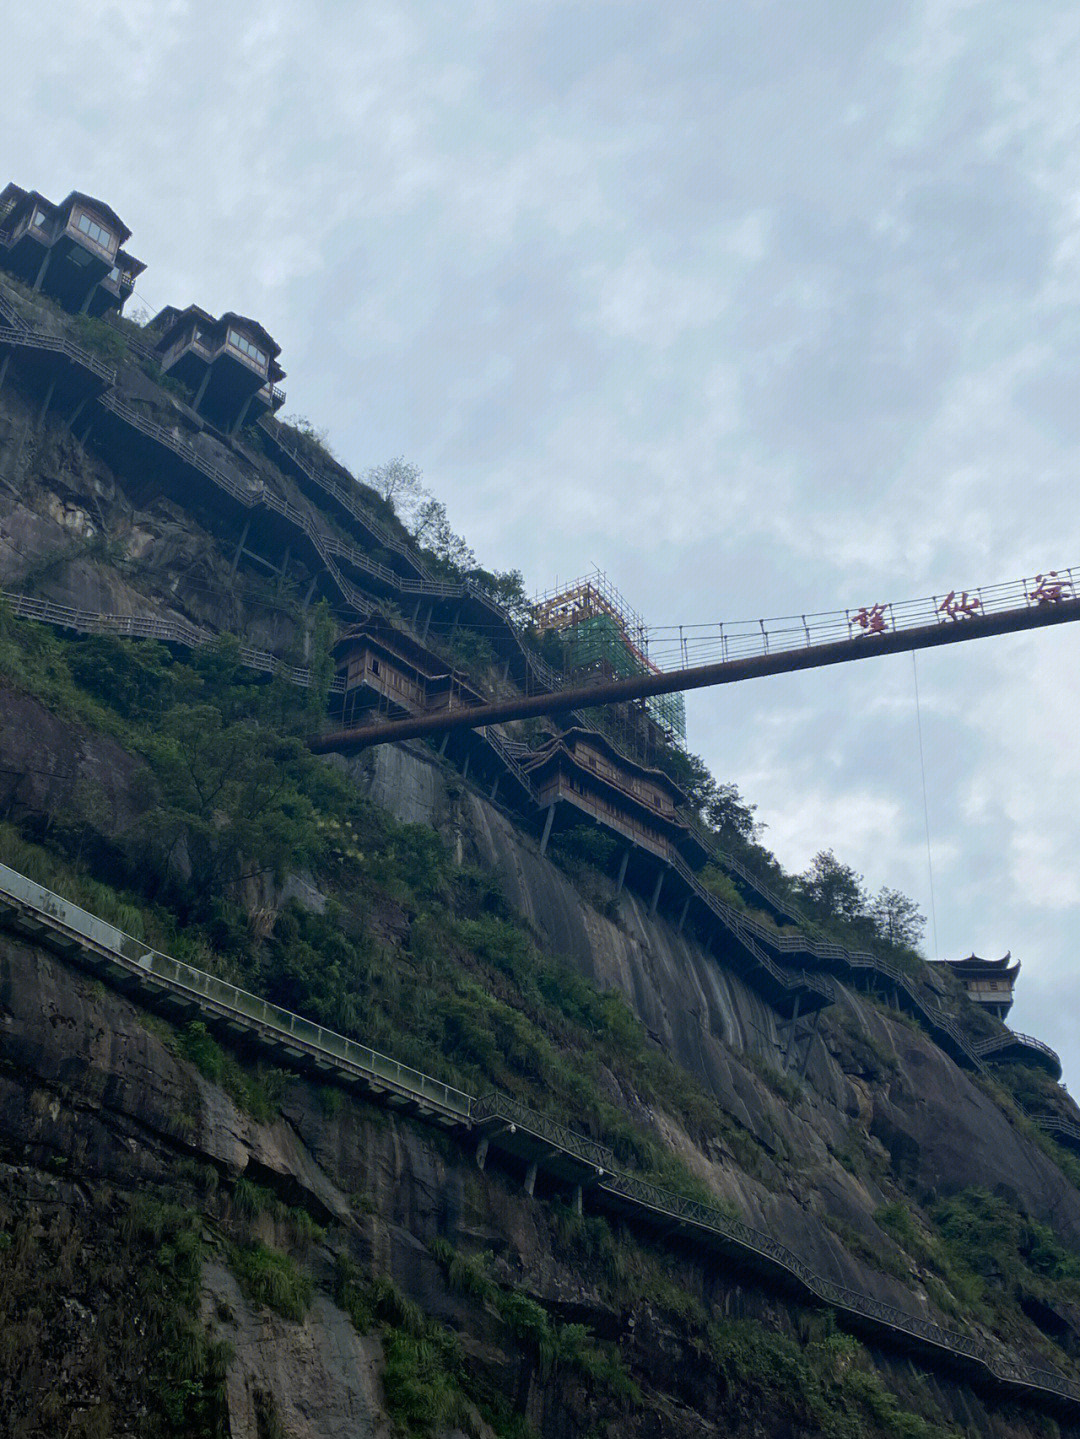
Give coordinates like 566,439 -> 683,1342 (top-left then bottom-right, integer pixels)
76,213 -> 114,250
227,329 -> 269,369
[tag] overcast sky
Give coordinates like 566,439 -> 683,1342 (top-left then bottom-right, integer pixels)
8,1 -> 1080,1088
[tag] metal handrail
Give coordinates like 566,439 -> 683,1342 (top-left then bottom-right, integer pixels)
0,326 -> 116,384
676,809 -> 981,1068
0,861 -> 470,1120
973,1030 -> 1061,1064
600,1169 -> 1080,1403
472,1092 -> 616,1171
0,592 -> 346,694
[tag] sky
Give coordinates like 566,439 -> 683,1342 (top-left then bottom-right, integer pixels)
7,1 -> 1080,1088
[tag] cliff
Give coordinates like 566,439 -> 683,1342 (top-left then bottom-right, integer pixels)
4,271 -> 1080,1438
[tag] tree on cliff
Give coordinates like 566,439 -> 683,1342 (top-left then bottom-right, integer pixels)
868,886 -> 926,950
797,850 -> 868,926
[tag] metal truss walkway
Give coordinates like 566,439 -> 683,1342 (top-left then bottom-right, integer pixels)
2,859 -> 1080,1415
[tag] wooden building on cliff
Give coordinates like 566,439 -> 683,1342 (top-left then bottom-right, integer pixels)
147,304 -> 286,435
334,625 -> 485,727
519,726 -> 689,865
937,952 -> 1019,1020
0,183 -> 145,317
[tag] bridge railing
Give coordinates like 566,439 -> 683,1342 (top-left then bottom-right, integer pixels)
646,569 -> 1080,672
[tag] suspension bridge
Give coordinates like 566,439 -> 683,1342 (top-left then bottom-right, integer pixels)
310,567 -> 1080,752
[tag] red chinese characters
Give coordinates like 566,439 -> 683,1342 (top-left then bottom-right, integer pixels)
1027,572 -> 1074,605
852,604 -> 889,633
937,590 -> 982,621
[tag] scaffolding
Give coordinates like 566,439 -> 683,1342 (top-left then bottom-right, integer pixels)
533,570 -> 687,744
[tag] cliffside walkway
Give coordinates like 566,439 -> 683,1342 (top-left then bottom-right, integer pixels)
2,858 -> 1080,1415
4,590 -> 1071,1099
2,280 -> 1076,1141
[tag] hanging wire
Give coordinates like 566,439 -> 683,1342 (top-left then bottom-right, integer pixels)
911,651 -> 940,958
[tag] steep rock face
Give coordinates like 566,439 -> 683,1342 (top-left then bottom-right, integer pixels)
0,380 -> 312,656
0,682 -> 153,846
1,931 -> 1074,1439
359,741 -> 1080,1269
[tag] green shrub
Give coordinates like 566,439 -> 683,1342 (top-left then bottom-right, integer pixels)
228,1241 -> 311,1321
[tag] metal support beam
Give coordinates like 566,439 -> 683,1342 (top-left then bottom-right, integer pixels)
573,1184 -> 583,1218
677,897 -> 690,932
229,516 -> 252,577
438,732 -> 450,757
490,774 -> 499,802
461,754 -> 470,783
524,1161 -> 537,1197
302,577 -> 319,609
475,1137 -> 489,1170
33,249 -> 52,292
539,803 -> 556,857
420,605 -> 433,643
0,353 -> 10,396
781,993 -> 802,1074
649,867 -> 664,916
796,1009 -> 824,1084
230,392 -> 255,436
191,366 -> 213,412
37,379 -> 55,428
615,847 -> 630,895
68,394 -> 89,428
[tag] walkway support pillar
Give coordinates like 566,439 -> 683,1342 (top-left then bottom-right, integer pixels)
230,517 -> 252,577
573,1184 -> 583,1218
539,803 -> 556,857
33,249 -> 52,292
0,353 -> 10,396
524,1161 -> 537,1197
489,774 -> 499,802
192,367 -> 212,412
615,847 -> 630,895
37,379 -> 55,428
475,1138 -> 489,1171
677,897 -> 690,932
650,867 -> 665,917
782,993 -> 801,1074
797,1010 -> 823,1084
